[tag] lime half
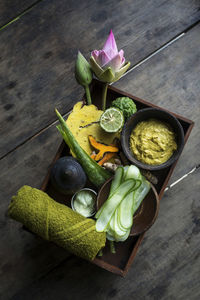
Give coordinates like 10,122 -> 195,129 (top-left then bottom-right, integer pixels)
100,107 -> 124,133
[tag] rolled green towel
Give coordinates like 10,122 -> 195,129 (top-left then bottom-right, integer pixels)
8,186 -> 106,261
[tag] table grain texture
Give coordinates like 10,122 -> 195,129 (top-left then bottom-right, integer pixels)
0,0 -> 199,299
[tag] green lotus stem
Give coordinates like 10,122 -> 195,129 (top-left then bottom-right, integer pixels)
85,85 -> 92,105
102,83 -> 109,111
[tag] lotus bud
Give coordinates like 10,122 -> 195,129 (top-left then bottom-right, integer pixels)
75,51 -> 93,87
90,30 -> 130,83
75,51 -> 93,105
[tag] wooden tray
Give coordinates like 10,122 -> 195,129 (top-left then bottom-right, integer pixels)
41,80 -> 194,277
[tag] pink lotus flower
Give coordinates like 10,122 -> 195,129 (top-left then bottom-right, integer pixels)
90,30 -> 130,83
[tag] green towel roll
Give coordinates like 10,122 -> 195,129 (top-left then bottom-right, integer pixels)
8,186 -> 106,261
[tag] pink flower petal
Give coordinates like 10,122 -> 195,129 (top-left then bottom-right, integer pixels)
102,53 -> 123,72
118,49 -> 125,67
91,50 -> 100,61
92,50 -> 110,67
102,30 -> 118,59
91,31 -> 126,72
121,57 -> 125,66
118,49 -> 124,59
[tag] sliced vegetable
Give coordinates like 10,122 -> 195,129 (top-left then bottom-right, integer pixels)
114,228 -> 131,242
55,109 -> 111,188
109,166 -> 124,197
114,208 -> 127,237
117,165 -> 142,229
95,166 -> 124,220
106,232 -> 115,241
96,179 -> 135,232
133,176 -> 151,213
95,165 -> 151,246
118,182 -> 142,229
108,209 -> 125,239
109,213 -> 115,232
88,135 -> 119,161
123,165 -> 140,181
95,205 -> 104,219
118,192 -> 135,229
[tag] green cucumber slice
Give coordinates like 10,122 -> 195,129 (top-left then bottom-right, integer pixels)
109,213 -> 115,232
106,231 -> 115,241
132,176 -> 151,214
114,228 -> 131,242
96,167 -> 124,219
95,205 -> 103,219
95,179 -> 135,232
123,165 -> 140,181
109,166 -> 124,197
114,209 -> 127,237
119,191 -> 135,229
118,177 -> 142,229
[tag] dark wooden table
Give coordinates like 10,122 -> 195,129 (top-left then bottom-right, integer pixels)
0,1 -> 200,299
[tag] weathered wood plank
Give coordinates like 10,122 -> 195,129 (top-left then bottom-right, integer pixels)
115,23 -> 200,182
10,169 -> 200,300
1,22 -> 199,295
1,3 -> 200,299
0,0 -> 200,157
0,0 -> 37,28
0,125 -> 72,299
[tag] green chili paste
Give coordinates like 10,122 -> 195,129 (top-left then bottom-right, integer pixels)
130,118 -> 177,165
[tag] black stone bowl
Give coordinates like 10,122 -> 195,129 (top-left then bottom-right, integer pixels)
121,108 -> 185,171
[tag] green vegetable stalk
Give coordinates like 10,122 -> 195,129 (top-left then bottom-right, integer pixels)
55,109 -> 111,188
102,83 -> 109,111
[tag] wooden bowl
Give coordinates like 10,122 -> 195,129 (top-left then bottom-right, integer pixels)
97,177 -> 159,236
121,108 -> 185,171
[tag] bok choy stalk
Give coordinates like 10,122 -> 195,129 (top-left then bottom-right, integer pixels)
55,109 -> 111,188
